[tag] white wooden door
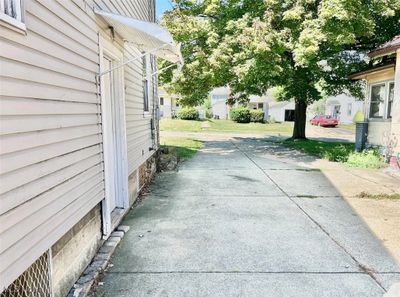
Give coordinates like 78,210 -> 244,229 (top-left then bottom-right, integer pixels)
102,56 -> 118,211
99,35 -> 129,237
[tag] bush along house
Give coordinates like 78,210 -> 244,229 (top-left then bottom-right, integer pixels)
0,1 -> 182,296
350,35 -> 400,168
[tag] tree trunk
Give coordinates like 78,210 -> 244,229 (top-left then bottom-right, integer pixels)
292,100 -> 307,139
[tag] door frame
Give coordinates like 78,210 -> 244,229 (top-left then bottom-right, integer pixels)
99,33 -> 129,237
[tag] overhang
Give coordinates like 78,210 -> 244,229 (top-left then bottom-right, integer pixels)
348,63 -> 395,80
95,10 -> 183,65
368,35 -> 400,59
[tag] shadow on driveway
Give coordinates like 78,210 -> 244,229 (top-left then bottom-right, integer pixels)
93,136 -> 399,297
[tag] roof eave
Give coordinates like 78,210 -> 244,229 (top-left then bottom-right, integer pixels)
368,46 -> 400,59
348,63 -> 395,80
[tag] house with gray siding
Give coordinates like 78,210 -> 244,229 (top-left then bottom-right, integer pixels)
0,1 -> 180,296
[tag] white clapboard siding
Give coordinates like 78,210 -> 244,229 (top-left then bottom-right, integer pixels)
0,167 -> 102,233
0,170 -> 104,252
0,0 -> 156,291
0,134 -> 102,175
26,0 -> 98,45
25,13 -> 98,62
0,114 -> 100,135
0,125 -> 101,155
0,27 -> 98,72
0,77 -> 99,103
0,58 -> 97,93
0,97 -> 99,116
0,145 -> 102,194
0,153 -> 102,214
0,40 -> 95,82
0,184 -> 105,289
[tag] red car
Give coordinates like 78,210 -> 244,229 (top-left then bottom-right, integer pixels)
310,115 -> 339,127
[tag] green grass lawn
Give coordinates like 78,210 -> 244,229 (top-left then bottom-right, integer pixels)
280,139 -> 385,168
160,118 -> 293,134
160,119 -> 203,132
160,136 -> 203,159
280,139 -> 354,162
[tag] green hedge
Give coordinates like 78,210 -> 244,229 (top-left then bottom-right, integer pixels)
177,107 -> 199,120
250,109 -> 264,123
230,107 -> 251,123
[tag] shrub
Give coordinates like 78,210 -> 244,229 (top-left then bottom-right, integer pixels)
205,110 -> 213,119
250,109 -> 264,123
268,116 -> 276,124
177,107 -> 199,120
353,111 -> 364,123
230,107 -> 251,123
346,149 -> 384,169
322,144 -> 353,162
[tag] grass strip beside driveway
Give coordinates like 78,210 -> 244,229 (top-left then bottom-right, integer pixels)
160,119 -> 293,135
280,139 -> 354,162
279,139 -> 385,169
160,136 -> 203,160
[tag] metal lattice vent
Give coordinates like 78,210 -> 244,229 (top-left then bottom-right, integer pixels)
1,252 -> 51,297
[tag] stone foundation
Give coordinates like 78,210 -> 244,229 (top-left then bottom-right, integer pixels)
51,153 -> 158,297
138,153 -> 158,195
51,205 -> 102,297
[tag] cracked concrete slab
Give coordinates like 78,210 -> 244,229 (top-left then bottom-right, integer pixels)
92,137 -> 399,297
292,196 -> 400,273
149,169 -> 283,197
108,194 -> 358,273
375,273 -> 400,291
264,169 -> 342,197
95,273 -> 384,297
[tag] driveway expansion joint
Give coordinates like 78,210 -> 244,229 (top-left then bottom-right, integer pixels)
107,271 -> 376,275
231,140 -> 388,293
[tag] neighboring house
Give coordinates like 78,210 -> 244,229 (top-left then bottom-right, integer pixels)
350,35 -> 399,159
325,94 -> 364,124
210,87 -> 230,119
0,1 -> 180,296
158,87 -> 180,118
210,87 -> 270,120
158,89 -> 207,119
266,101 -> 296,122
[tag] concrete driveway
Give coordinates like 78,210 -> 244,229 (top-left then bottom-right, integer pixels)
94,138 -> 399,297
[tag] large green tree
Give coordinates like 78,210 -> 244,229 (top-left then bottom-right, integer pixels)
160,0 -> 400,139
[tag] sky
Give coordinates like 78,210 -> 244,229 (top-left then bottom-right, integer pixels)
156,0 -> 174,18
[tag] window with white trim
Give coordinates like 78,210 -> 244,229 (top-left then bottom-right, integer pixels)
212,95 -> 228,102
142,54 -> 149,112
369,81 -> 394,120
347,103 -> 352,116
388,82 -> 394,119
0,0 -> 25,31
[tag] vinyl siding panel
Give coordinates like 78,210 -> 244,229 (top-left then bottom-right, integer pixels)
124,44 -> 156,174
0,0 -> 156,290
367,121 -> 392,146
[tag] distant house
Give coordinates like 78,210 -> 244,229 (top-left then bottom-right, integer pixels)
325,94 -> 364,124
350,35 -> 399,158
265,94 -> 363,124
266,101 -> 296,122
210,87 -> 269,120
158,87 -> 180,118
209,87 -> 230,119
0,1 -> 181,296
